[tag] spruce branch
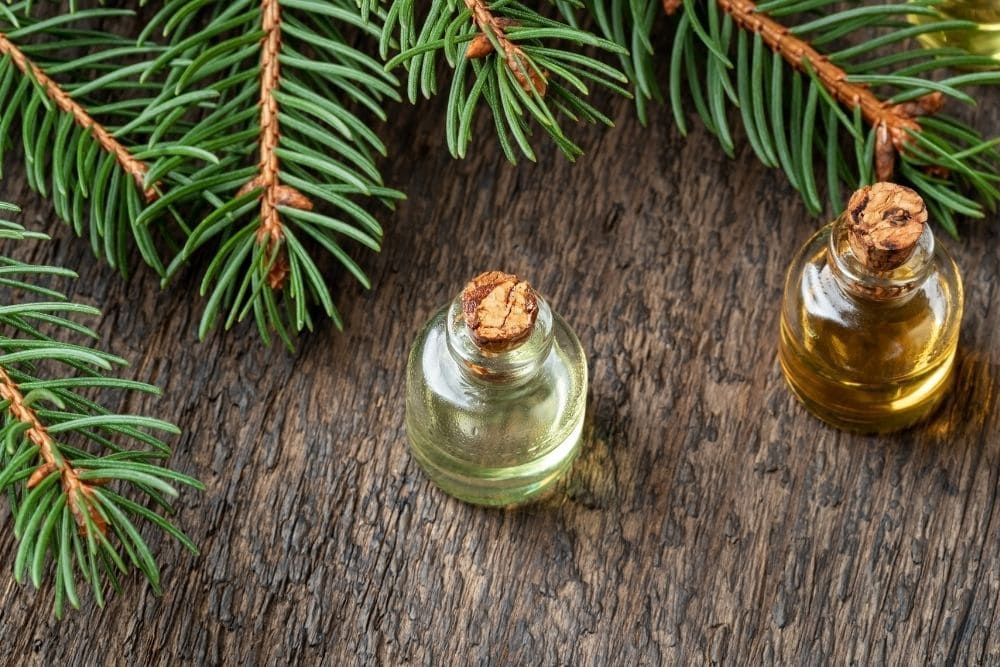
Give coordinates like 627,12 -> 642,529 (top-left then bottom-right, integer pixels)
382,0 -> 630,161
0,365 -> 107,535
234,0 -> 315,290
463,0 -> 547,95
0,33 -> 156,203
715,0 -> 922,155
0,4 -> 216,276
142,0 -> 402,348
408,0 -> 1000,231
664,0 -> 1000,231
2,0 -> 999,352
0,204 -> 202,617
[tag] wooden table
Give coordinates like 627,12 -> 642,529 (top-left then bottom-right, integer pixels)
1,69 -> 998,664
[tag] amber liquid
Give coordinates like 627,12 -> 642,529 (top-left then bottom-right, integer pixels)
779,248 -> 960,433
911,2 -> 1000,62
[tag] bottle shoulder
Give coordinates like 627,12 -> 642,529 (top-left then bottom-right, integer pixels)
406,305 -> 587,414
781,224 -> 963,382
406,305 -> 587,468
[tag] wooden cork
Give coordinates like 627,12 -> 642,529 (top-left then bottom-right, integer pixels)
461,271 -> 538,352
846,183 -> 927,272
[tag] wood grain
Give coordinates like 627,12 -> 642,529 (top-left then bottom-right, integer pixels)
1,44 -> 999,666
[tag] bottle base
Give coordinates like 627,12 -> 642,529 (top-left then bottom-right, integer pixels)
407,417 -> 584,507
778,346 -> 956,434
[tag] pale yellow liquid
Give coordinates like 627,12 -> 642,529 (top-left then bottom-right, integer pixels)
405,305 -> 587,506
912,2 -> 1000,61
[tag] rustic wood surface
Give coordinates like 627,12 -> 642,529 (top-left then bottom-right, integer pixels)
1,52 -> 999,665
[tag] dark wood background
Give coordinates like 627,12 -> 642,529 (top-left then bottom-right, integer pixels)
1,46 -> 999,665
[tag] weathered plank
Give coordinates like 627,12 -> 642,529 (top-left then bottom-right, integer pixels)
1,46 -> 998,666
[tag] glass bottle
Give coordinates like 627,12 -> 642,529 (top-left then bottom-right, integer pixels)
779,183 -> 964,433
405,271 -> 587,506
910,1 -> 1000,64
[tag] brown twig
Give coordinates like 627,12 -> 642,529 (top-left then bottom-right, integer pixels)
238,0 -> 313,290
0,366 -> 106,535
0,33 -> 157,203
463,0 -> 547,95
713,0 -> 941,180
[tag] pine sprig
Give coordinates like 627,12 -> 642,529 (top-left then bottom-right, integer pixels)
0,203 -> 202,617
1,0 -> 999,350
390,0 -> 1000,231
664,0 -> 1000,231
140,0 -> 403,348
0,3 -> 215,275
582,0 -> 662,123
382,0 -> 631,162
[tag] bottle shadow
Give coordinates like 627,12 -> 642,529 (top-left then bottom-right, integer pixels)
909,348 -> 997,448
500,404 -> 629,515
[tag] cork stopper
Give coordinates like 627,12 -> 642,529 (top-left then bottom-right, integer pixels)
461,271 -> 538,352
846,183 -> 927,272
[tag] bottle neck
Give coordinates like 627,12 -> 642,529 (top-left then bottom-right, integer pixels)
827,212 -> 936,302
446,293 -> 554,384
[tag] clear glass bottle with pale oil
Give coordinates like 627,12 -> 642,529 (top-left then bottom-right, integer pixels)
779,183 -> 963,433
910,1 -> 1000,64
405,271 -> 587,506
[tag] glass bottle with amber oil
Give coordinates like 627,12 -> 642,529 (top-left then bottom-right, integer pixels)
910,1 -> 1000,64
405,271 -> 587,506
779,183 -> 964,433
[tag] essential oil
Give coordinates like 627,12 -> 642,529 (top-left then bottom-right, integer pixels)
405,271 -> 587,506
911,1 -> 1000,64
779,183 -> 964,433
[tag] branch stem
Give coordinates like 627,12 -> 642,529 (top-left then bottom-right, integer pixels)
0,365 -> 104,534
463,0 -> 546,94
715,0 -> 921,150
240,0 -> 312,289
0,33 -> 157,203
258,0 -> 283,250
